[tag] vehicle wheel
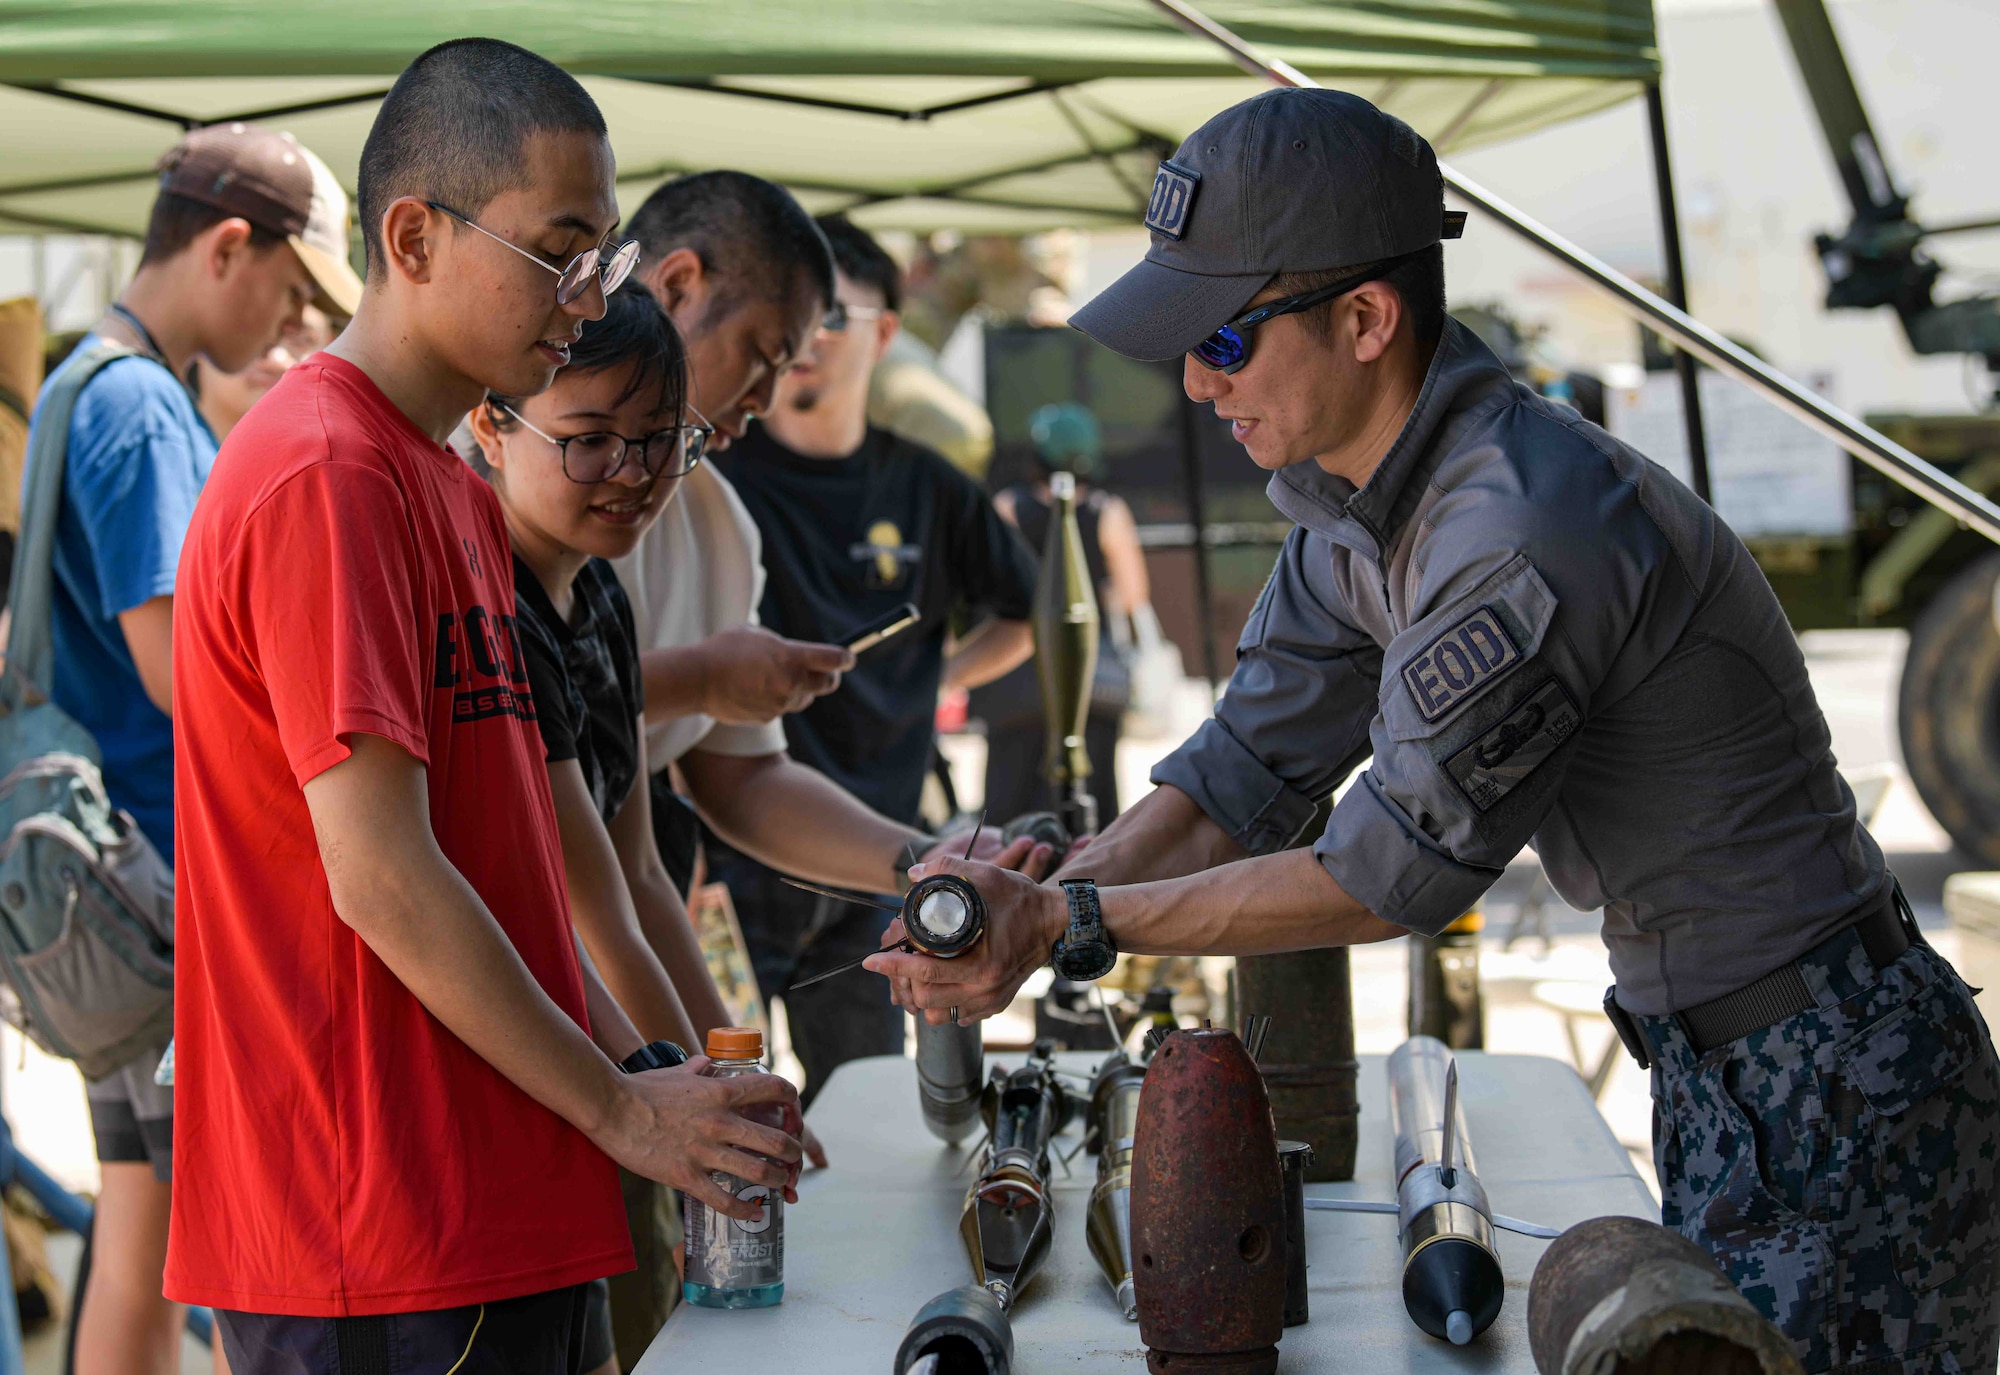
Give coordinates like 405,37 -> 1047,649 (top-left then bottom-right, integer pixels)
1899,550 -> 2000,865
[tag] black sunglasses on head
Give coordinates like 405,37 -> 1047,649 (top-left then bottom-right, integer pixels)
1190,249 -> 1424,375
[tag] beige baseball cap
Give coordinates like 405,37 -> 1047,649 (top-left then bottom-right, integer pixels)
155,122 -> 363,317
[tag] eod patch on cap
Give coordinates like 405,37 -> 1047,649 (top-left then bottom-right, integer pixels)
1144,160 -> 1200,240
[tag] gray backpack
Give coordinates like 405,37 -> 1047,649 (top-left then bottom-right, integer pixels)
0,343 -> 176,1080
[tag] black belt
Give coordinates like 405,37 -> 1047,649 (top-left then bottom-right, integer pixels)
1604,888 -> 1915,1069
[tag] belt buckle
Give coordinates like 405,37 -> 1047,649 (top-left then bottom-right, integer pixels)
1602,985 -> 1652,1070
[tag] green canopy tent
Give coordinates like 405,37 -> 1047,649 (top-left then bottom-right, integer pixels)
0,0 -> 1662,684
0,0 -> 1657,239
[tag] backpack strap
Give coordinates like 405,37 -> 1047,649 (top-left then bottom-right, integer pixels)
2,343 -> 137,711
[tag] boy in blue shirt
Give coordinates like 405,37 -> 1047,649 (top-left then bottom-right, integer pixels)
32,121 -> 360,1375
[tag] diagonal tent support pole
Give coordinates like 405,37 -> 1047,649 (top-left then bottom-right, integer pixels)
1646,82 -> 1713,504
1145,0 -> 2000,546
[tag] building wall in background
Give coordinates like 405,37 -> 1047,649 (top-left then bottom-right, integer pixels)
4,0 -> 1991,421
1080,0 -> 2000,420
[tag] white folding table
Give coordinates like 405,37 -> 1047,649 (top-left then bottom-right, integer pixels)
638,1049 -> 1658,1373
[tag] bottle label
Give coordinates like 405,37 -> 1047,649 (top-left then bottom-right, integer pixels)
685,1174 -> 785,1291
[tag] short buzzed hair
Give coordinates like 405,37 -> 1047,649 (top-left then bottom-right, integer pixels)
357,38 -> 606,276
623,171 -> 834,319
816,215 -> 901,313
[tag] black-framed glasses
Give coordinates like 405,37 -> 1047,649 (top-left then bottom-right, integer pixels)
822,301 -> 885,333
427,201 -> 640,306
495,401 -> 710,483
1190,251 -> 1421,375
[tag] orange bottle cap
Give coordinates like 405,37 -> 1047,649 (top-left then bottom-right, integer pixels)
705,1026 -> 764,1059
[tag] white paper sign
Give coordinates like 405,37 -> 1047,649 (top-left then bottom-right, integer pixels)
1608,372 -> 1850,536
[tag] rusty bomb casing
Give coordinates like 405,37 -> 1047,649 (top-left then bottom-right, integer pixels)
1528,1216 -> 1803,1375
1131,1027 -> 1286,1375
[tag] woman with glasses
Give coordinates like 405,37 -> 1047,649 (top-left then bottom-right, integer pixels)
466,287 -> 721,1375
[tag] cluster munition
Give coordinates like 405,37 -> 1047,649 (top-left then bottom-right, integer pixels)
896,1045 -> 1073,1375
911,813 -> 1074,1148
1083,1050 -> 1146,1320
900,467 -> 1113,1369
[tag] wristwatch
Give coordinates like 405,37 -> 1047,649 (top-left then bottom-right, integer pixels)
618,1040 -> 689,1074
1050,878 -> 1118,981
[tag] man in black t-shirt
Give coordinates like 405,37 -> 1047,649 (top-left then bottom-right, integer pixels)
713,216 -> 1034,1098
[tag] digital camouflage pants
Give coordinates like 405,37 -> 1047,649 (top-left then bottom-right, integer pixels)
1639,931 -> 2000,1374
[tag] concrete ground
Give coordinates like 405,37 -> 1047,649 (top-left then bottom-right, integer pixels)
4,628 -> 1970,1371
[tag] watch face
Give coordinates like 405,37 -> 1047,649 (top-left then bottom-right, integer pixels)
1054,940 -> 1118,982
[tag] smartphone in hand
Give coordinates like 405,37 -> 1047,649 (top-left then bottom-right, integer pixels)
841,602 -> 921,656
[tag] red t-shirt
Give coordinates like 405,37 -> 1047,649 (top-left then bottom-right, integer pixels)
165,355 -> 631,1316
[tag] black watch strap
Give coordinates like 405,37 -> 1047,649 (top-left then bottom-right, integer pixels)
618,1039 -> 689,1074
1053,877 -> 1117,979
1062,877 -> 1104,941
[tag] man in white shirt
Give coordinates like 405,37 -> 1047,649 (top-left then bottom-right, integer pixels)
615,172 -> 1046,913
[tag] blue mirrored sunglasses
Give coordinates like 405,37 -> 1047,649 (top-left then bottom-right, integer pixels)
1190,253 -> 1421,375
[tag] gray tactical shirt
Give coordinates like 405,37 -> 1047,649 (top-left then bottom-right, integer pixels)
1153,319 -> 1885,1015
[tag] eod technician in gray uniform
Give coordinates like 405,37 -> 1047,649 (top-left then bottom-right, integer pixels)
869,88 -> 2000,1373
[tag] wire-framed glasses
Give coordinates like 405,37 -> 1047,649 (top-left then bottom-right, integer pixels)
494,401 -> 710,483
428,201 -> 641,306
823,301 -> 885,332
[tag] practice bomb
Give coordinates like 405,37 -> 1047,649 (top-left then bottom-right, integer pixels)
1387,1036 -> 1504,1345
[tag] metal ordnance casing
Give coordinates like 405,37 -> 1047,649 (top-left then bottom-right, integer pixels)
1032,470 -> 1100,836
1277,1140 -> 1313,1326
1085,1051 -> 1146,1320
1388,1037 -> 1504,1345
959,1049 -> 1073,1309
1527,1215 -> 1803,1375
1237,948 -> 1359,1180
915,1018 -> 985,1145
894,1284 -> 1015,1375
1131,1027 -> 1286,1375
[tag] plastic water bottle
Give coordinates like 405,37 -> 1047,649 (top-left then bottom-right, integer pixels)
682,1026 -> 786,1308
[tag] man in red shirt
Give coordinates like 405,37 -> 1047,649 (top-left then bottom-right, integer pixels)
168,39 -> 800,1374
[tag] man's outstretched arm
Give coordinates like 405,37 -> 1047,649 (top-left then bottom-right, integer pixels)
680,747 -> 925,893
303,732 -> 802,1218
868,784 -> 1403,1023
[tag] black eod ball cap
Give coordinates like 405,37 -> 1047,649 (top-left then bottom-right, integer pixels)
1403,1236 -> 1503,1345
1072,86 -> 1466,363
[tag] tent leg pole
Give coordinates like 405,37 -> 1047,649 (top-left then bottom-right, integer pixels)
1646,82 -> 1712,504
1143,0 -> 2000,545
1177,393 -> 1221,687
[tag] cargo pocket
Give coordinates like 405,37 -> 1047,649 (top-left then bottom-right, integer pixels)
1840,964 -> 2000,1293
1658,1056 -> 1834,1349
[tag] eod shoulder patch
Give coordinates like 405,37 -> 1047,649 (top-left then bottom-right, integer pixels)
1401,605 -> 1520,722
1446,679 -> 1580,812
